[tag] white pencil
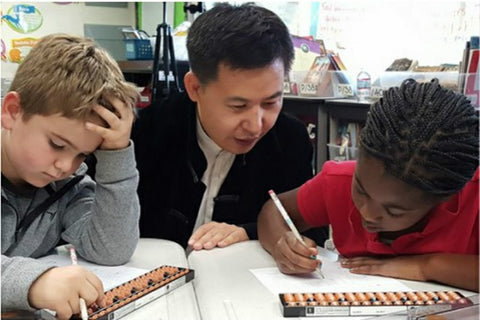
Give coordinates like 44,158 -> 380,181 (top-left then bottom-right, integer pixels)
268,190 -> 325,279
69,246 -> 89,320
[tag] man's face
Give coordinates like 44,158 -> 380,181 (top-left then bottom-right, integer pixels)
2,110 -> 103,188
186,59 -> 285,154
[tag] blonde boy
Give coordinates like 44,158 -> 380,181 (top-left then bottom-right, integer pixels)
1,34 -> 140,319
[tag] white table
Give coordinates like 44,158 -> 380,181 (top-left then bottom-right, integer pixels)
188,241 -> 477,320
121,238 -> 200,320
47,238 -> 200,320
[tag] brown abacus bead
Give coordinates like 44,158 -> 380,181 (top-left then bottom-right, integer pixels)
345,292 -> 356,302
375,292 -> 387,302
355,292 -> 367,302
416,291 -> 429,302
406,292 -> 418,303
386,292 -> 397,302
314,293 -> 325,302
437,291 -> 450,301
324,293 -> 335,302
283,293 -> 294,303
426,291 -> 440,302
334,292 -> 346,302
395,292 -> 408,302
304,293 -> 315,302
365,292 -> 377,302
294,293 -> 304,302
447,291 -> 461,300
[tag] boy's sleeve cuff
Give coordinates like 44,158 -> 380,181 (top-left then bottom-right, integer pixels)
2,257 -> 55,311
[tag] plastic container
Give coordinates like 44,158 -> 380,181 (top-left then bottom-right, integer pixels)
125,39 -> 153,60
328,143 -> 358,161
356,70 -> 371,101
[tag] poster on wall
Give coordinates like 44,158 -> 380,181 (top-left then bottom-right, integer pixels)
2,4 -> 43,33
1,4 -> 43,64
1,39 -> 7,61
8,37 -> 39,63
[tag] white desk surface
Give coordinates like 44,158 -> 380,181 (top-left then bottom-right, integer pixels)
120,238 -> 200,320
188,240 -> 477,320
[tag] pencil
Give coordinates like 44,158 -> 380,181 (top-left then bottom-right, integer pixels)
268,190 -> 325,279
68,246 -> 89,320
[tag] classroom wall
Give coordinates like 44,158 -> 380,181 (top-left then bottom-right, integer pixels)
252,0 -> 480,80
1,2 -> 136,83
3,1 -> 478,93
140,2 -> 175,37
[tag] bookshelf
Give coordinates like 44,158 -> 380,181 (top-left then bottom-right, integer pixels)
283,96 -> 328,173
325,99 -> 369,163
283,96 -> 370,173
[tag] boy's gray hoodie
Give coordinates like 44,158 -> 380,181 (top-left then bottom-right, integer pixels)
1,142 -> 140,310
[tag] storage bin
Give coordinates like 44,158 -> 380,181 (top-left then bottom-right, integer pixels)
125,39 -> 153,60
327,143 -> 358,161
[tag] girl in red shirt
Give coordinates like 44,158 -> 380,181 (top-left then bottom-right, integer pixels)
258,78 -> 479,291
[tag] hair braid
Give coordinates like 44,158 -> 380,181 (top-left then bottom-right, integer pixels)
360,78 -> 479,196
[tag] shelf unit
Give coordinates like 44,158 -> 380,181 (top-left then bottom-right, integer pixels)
283,96 -> 371,172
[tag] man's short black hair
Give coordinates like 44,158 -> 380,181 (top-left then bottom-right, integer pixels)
186,3 -> 294,84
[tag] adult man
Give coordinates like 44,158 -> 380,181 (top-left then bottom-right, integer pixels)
133,3 -> 316,250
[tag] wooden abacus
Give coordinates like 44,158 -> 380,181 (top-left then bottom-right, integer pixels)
279,290 -> 473,317
71,265 -> 194,320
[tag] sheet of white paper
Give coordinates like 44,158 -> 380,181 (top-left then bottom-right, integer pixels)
38,249 -> 148,290
250,247 -> 412,294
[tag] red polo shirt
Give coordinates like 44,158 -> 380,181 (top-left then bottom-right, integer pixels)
298,161 -> 479,257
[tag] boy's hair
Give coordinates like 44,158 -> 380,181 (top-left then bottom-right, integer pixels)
9,33 -> 139,121
186,3 -> 294,85
360,78 -> 479,196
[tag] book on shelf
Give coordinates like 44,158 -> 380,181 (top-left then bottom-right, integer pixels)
289,35 -> 353,98
385,58 -> 418,71
290,35 -> 323,72
458,40 -> 471,93
300,55 -> 333,96
286,35 -> 325,96
471,36 -> 479,50
316,39 -> 327,56
327,52 -> 349,85
328,53 -> 346,71
303,55 -> 331,83
463,36 -> 479,107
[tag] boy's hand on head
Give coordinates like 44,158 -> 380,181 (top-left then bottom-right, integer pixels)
85,96 -> 134,150
340,255 -> 427,281
188,222 -> 249,250
28,265 -> 105,320
273,232 -> 319,274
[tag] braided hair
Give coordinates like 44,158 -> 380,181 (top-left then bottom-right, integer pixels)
360,78 -> 479,196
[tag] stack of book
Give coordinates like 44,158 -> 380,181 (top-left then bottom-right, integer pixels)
286,35 -> 352,98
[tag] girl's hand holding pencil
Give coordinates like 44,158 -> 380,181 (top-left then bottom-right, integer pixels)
268,190 -> 325,278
